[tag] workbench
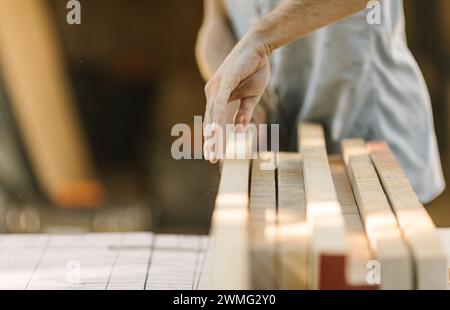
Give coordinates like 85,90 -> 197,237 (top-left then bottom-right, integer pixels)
0,230 -> 449,290
0,233 -> 210,290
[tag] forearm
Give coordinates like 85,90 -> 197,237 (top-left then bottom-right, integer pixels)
195,13 -> 236,80
249,0 -> 368,53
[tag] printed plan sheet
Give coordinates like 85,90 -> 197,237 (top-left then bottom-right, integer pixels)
0,233 -> 210,290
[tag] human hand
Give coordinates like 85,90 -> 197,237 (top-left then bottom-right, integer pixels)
203,34 -> 271,163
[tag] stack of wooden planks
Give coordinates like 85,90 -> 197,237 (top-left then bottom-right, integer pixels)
209,123 -> 448,290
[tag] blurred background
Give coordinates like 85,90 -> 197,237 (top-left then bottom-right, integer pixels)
0,0 -> 448,235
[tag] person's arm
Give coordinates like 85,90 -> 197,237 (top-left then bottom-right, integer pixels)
252,0 -> 367,54
204,0 -> 368,132
196,0 -> 270,163
195,0 -> 235,81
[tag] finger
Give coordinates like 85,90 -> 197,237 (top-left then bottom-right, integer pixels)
203,120 -> 215,163
205,98 -> 232,165
203,124 -> 220,164
209,124 -> 220,164
203,102 -> 213,128
210,154 -> 219,164
203,77 -> 219,132
235,96 -> 260,129
204,141 -> 218,164
203,137 -> 212,161
213,73 -> 239,124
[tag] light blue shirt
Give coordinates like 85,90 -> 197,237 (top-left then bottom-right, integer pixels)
224,0 -> 445,203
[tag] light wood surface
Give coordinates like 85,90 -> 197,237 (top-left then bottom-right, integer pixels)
329,156 -> 375,287
342,139 -> 413,289
298,123 -> 348,288
368,141 -> 448,289
249,153 -> 277,289
209,124 -> 446,289
276,152 -> 310,289
0,231 -> 449,290
209,133 -> 253,289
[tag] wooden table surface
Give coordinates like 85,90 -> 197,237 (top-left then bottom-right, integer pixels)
0,233 -> 210,290
0,230 -> 449,290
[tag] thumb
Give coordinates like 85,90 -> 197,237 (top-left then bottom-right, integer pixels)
235,96 -> 260,129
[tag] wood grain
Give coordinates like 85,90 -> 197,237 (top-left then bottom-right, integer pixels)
298,123 -> 347,289
342,139 -> 413,289
209,132 -> 253,289
276,152 -> 310,289
249,152 -> 277,289
329,155 -> 377,289
368,141 -> 447,289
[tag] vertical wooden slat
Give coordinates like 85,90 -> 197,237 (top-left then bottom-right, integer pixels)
298,123 -> 348,289
368,141 -> 447,290
329,156 -> 377,289
209,131 -> 253,289
342,139 -> 413,289
276,152 -> 310,289
249,152 -> 277,289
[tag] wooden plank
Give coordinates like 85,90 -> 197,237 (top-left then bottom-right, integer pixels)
276,152 -> 309,289
342,139 -> 413,289
368,141 -> 447,289
329,156 -> 377,289
209,132 -> 253,289
210,159 -> 250,290
0,0 -> 103,207
435,229 -> 450,289
298,123 -> 348,289
0,81 -> 38,200
249,152 -> 277,289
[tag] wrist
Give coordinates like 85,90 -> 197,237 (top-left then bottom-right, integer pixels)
244,21 -> 275,57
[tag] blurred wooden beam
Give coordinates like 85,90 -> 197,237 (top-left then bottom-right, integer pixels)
0,0 -> 104,207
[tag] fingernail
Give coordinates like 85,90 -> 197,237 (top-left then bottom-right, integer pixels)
210,152 -> 217,164
235,123 -> 246,133
239,114 -> 249,126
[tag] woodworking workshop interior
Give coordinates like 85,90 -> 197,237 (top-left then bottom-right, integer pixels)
0,0 -> 450,294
